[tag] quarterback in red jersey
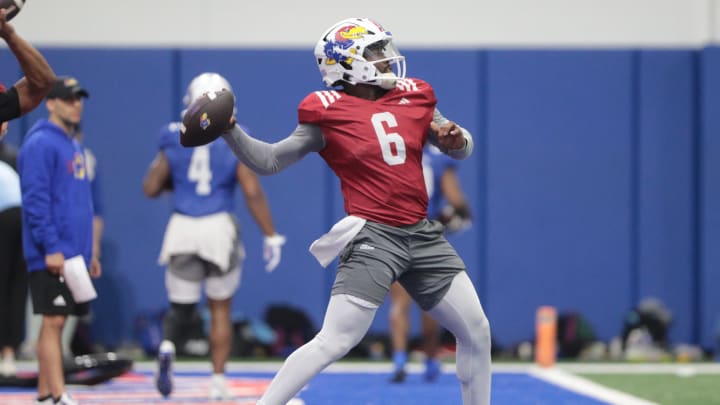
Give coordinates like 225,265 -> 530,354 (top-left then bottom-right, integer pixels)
298,77 -> 436,225
217,17 -> 491,405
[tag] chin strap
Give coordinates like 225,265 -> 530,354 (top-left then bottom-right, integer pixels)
263,234 -> 286,273
376,72 -> 398,89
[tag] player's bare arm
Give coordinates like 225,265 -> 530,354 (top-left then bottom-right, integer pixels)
142,151 -> 171,198
221,123 -> 325,175
0,9 -> 55,115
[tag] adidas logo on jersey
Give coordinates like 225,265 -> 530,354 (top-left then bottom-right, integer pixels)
398,97 -> 410,105
314,90 -> 342,108
53,295 -> 67,307
396,79 -> 418,92
359,243 -> 375,251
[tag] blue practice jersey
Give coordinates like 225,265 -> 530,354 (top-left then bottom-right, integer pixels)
159,122 -> 239,216
423,145 -> 457,220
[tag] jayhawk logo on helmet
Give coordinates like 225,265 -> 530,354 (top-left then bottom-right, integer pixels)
323,25 -> 369,66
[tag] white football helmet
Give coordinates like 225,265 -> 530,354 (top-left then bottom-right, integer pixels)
183,72 -> 233,106
314,18 -> 406,89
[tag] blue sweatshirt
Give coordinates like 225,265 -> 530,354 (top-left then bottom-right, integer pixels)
18,119 -> 93,272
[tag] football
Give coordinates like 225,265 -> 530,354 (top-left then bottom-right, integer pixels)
180,89 -> 235,147
0,0 -> 26,21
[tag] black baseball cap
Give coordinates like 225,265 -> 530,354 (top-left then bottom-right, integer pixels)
47,76 -> 89,99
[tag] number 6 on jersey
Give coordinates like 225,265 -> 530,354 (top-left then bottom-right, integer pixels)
371,112 -> 406,166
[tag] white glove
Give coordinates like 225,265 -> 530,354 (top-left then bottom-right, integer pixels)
439,205 -> 472,234
263,234 -> 286,273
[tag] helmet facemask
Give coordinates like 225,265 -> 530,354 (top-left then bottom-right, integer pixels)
362,39 -> 406,89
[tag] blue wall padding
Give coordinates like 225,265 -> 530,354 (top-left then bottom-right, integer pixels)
700,47 -> 720,350
636,50 -> 697,345
2,46 -> 715,350
484,50 -> 635,345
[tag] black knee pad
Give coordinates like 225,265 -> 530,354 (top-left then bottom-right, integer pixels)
163,303 -> 200,341
170,302 -> 197,319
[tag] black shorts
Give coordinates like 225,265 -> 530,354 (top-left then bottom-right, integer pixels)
28,270 -> 90,316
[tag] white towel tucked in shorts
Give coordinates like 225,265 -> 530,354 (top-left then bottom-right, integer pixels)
309,215 -> 366,268
158,212 -> 238,272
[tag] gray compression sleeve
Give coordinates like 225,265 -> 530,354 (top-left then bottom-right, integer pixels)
220,123 -> 325,175
427,108 -> 474,160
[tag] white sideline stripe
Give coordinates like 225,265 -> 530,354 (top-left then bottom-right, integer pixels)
557,362 -> 720,374
17,359 -> 720,375
39,360 -> 720,375
529,366 -> 660,405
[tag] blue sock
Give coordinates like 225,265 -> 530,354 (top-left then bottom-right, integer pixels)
424,357 -> 441,381
392,351 -> 407,372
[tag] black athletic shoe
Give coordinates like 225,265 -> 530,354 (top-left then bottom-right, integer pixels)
389,369 -> 407,383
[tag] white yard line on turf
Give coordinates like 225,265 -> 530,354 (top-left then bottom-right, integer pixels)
529,366 -> 660,405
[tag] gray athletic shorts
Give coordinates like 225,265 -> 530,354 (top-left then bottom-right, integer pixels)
331,219 -> 466,311
166,245 -> 243,303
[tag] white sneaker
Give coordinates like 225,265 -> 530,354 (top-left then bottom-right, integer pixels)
155,340 -> 175,398
209,373 -> 231,400
0,355 -> 16,377
33,397 -> 53,405
55,392 -> 79,405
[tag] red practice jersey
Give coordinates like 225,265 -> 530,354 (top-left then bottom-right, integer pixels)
298,78 -> 437,226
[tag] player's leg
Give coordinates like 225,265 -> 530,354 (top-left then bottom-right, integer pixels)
0,207 -> 19,376
0,251 -> 27,376
204,258 -> 241,400
163,255 -> 207,345
420,310 -> 442,381
257,293 -> 378,405
6,225 -> 28,371
427,272 -> 491,405
206,297 -> 231,396
389,282 -> 411,382
158,254 -> 205,397
259,222 -> 403,405
405,220 -> 491,404
207,297 -> 232,372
